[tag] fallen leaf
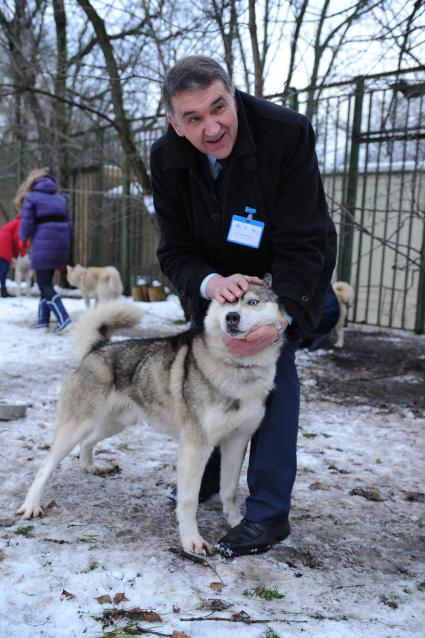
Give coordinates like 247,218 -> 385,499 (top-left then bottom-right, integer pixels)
36,421 -> 47,428
136,610 -> 162,622
113,592 -> 128,604
96,594 -> 113,604
350,487 -> 385,501
209,581 -> 225,591
61,589 -> 75,600
47,500 -> 57,509
173,605 -> 181,613
173,632 -> 190,638
309,482 -> 332,491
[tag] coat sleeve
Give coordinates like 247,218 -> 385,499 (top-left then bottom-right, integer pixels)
19,195 -> 36,242
151,151 -> 217,300
270,118 -> 335,326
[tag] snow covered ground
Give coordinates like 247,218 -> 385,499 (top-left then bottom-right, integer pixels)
0,288 -> 424,638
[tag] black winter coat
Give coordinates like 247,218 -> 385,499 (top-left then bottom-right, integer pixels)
151,90 -> 337,337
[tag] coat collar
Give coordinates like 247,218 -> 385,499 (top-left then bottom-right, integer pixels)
161,89 -> 257,171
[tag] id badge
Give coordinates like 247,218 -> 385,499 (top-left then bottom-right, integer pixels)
227,214 -> 265,249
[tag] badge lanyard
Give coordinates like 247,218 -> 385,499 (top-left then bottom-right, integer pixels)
227,206 -> 265,249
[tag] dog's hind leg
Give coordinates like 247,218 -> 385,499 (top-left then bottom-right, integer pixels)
219,433 -> 246,527
176,439 -> 213,555
17,422 -> 87,519
79,419 -> 126,475
15,270 -> 22,296
25,272 -> 32,296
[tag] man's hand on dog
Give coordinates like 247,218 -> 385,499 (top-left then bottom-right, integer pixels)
206,273 -> 263,303
224,323 -> 288,357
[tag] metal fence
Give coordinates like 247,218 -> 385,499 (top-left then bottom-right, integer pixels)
278,67 -> 425,333
0,67 -> 424,332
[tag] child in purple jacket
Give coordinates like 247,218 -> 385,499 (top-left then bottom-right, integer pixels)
18,168 -> 73,332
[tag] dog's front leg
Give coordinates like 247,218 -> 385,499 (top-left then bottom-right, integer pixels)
219,433 -> 247,527
176,439 -> 213,555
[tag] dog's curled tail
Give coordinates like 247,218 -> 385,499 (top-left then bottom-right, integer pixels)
333,281 -> 355,305
73,301 -> 143,358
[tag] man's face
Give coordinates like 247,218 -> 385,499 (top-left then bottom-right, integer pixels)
167,80 -> 238,159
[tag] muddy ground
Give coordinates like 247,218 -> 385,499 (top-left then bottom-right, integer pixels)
1,301 -> 424,638
300,329 -> 425,416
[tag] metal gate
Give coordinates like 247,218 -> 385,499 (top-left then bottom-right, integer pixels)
274,66 -> 425,333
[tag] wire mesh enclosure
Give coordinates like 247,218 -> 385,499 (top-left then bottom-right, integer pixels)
0,68 -> 424,331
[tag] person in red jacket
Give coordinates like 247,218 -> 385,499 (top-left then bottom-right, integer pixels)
0,215 -> 30,297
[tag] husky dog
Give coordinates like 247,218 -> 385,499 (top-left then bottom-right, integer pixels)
18,285 -> 286,555
14,253 -> 33,296
332,281 -> 354,348
66,264 -> 123,307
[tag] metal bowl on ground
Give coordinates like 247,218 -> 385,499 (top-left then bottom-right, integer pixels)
0,400 -> 28,421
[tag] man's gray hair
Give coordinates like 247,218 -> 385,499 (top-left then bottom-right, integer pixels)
162,56 -> 234,116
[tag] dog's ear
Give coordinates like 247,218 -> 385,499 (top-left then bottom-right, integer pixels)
263,272 -> 273,290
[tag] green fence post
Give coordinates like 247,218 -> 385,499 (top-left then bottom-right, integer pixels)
121,160 -> 131,295
415,230 -> 425,334
337,77 -> 364,282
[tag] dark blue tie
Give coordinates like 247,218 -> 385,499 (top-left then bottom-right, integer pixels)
214,158 -> 230,204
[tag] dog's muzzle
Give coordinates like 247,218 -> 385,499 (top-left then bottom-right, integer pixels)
225,311 -> 242,335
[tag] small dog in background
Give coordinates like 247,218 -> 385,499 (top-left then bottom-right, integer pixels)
13,253 -> 34,296
66,264 -> 123,307
332,281 -> 354,348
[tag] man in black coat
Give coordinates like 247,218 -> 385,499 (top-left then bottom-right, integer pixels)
151,56 -> 337,557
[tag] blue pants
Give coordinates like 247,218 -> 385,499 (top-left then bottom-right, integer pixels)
0,257 -> 9,291
246,336 -> 299,524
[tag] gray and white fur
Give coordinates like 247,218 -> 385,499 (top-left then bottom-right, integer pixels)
18,286 -> 286,554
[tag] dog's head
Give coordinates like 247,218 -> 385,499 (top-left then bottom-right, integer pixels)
66,264 -> 84,286
205,283 -> 284,339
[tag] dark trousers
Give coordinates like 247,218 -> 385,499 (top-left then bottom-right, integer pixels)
36,270 -> 56,301
0,258 -> 9,291
246,336 -> 299,523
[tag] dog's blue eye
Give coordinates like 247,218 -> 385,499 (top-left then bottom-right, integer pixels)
248,299 -> 259,306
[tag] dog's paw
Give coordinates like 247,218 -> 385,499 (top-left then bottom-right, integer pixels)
181,535 -> 213,556
16,503 -> 44,519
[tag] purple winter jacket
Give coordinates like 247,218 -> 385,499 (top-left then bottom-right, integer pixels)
19,176 -> 72,271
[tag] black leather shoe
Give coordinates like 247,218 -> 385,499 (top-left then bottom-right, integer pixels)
214,518 -> 290,558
